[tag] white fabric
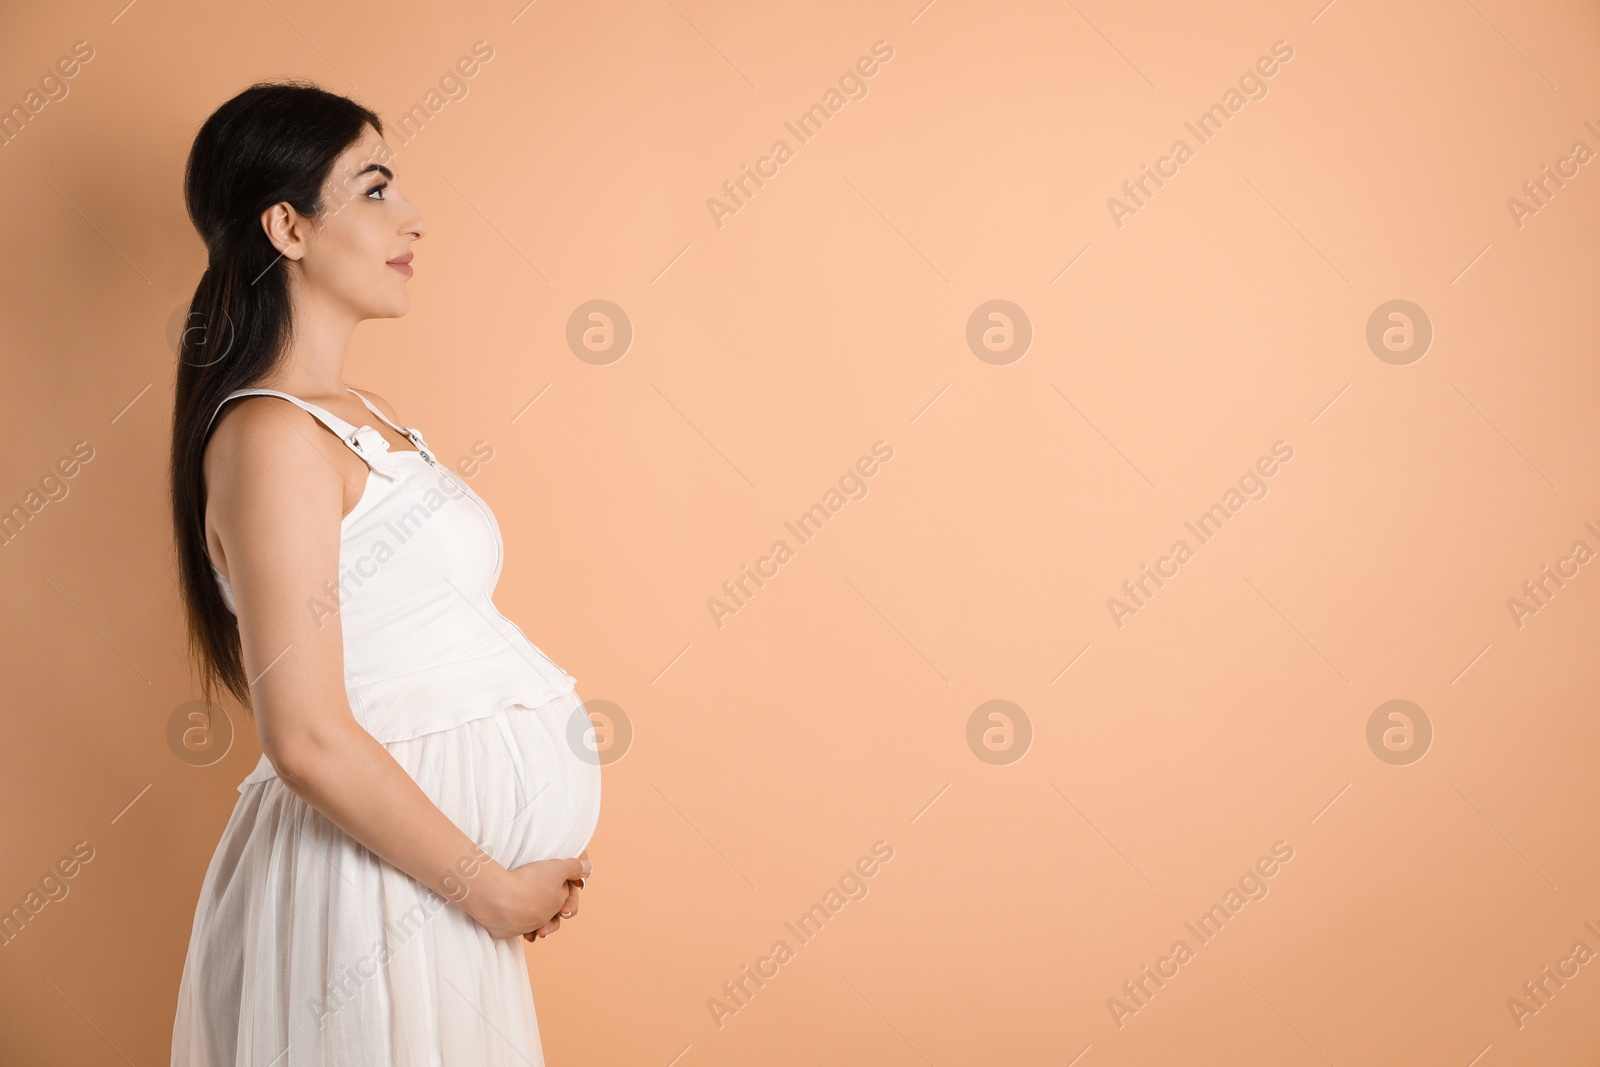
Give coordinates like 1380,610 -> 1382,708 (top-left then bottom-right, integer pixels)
173,388 -> 600,1065
204,387 -> 580,785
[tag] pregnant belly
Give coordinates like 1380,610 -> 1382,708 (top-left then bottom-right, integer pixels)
386,689 -> 602,876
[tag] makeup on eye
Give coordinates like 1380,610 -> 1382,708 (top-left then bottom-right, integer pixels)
353,161 -> 395,201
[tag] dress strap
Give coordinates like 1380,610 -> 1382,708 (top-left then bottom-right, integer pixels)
346,387 -> 437,462
205,388 -> 396,472
347,388 -> 417,442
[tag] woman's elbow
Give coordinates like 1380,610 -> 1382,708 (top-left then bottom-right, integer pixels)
265,723 -> 359,788
265,744 -> 312,787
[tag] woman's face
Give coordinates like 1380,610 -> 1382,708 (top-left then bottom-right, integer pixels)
264,124 -> 426,320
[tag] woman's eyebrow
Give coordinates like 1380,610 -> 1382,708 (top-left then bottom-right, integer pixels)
355,163 -> 395,180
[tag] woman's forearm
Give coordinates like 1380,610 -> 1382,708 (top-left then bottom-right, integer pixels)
271,721 -> 510,923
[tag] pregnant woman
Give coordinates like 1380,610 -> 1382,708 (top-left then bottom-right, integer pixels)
167,81 -> 600,1065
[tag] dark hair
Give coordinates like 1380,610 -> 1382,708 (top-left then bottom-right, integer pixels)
169,79 -> 382,709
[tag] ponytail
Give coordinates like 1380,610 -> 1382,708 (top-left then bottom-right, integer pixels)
168,79 -> 381,709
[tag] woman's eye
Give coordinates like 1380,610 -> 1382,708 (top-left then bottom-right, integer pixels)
366,183 -> 388,201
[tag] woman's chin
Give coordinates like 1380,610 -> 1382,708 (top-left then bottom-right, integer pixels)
369,293 -> 413,319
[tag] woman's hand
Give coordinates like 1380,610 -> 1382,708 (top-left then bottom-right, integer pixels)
468,855 -> 591,942
525,849 -> 588,942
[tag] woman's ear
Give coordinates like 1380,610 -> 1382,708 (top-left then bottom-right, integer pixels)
259,201 -> 309,261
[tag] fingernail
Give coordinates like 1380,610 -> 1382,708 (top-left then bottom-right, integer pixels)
561,909 -> 573,916
581,860 -> 592,874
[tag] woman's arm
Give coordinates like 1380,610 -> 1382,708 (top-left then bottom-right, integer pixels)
204,396 -> 585,938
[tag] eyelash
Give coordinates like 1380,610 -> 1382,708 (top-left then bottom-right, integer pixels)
366,183 -> 388,201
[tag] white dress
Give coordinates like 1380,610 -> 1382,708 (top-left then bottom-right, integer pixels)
171,387 -> 601,1066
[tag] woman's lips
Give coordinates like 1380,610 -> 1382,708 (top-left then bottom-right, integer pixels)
387,261 -> 413,277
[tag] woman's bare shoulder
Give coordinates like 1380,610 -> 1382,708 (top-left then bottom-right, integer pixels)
202,393 -> 356,577
204,394 -> 348,495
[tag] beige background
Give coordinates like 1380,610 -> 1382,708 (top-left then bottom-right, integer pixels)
2,0 -> 1598,1063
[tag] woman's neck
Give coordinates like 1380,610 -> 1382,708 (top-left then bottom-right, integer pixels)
257,298 -> 359,398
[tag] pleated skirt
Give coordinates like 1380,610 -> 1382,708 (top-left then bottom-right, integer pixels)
171,687 -> 602,1066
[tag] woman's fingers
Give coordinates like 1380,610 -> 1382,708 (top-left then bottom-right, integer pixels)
522,854 -> 591,940
558,879 -> 581,918
525,914 -> 561,941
